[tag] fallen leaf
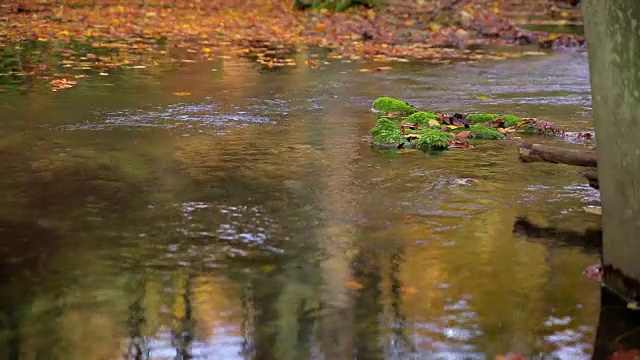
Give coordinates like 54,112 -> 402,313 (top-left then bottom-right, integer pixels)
345,281 -> 364,290
583,263 -> 603,282
261,264 -> 275,272
173,91 -> 192,96
475,94 -> 491,100
455,131 -> 471,139
448,140 -> 473,149
401,286 -> 418,295
428,119 -> 440,127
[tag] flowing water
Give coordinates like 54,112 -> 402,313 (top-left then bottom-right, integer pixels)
0,49 -> 602,359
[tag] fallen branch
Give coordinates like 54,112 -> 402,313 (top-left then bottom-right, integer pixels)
518,142 -> 597,167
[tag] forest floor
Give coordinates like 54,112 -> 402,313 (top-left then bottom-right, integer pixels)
0,0 -> 583,90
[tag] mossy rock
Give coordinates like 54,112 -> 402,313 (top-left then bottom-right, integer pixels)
467,113 -> 522,127
502,115 -> 522,127
519,124 -> 540,134
370,117 -> 404,147
407,111 -> 439,126
372,97 -> 417,115
469,124 -> 506,140
411,129 -> 454,151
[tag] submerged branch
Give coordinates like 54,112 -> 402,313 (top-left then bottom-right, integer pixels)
518,142 -> 597,167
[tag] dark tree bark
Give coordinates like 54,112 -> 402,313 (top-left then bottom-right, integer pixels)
584,0 -> 640,300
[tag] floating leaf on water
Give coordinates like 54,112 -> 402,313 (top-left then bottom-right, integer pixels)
627,302 -> 640,311
345,281 -> 364,290
583,263 -> 603,282
261,264 -> 275,272
401,286 -> 418,295
131,65 -> 146,69
475,94 -> 491,100
173,92 -> 192,96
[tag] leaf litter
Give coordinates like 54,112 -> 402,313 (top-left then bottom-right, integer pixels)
0,0 -> 577,91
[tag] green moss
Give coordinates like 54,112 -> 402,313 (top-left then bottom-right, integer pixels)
467,113 -> 522,127
519,124 -> 539,134
407,111 -> 439,126
372,97 -> 417,115
469,124 -> 506,140
411,129 -> 454,151
370,117 -> 404,146
467,113 -> 500,124
502,115 -> 522,127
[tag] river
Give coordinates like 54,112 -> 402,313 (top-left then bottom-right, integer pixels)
0,48 -> 600,359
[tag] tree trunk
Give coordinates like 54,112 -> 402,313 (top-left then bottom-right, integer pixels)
583,0 -> 640,302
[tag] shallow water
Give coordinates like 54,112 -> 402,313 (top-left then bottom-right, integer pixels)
0,50 -> 602,359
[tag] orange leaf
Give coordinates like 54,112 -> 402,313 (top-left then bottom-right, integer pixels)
345,281 -> 364,290
173,92 -> 191,96
455,131 -> 471,139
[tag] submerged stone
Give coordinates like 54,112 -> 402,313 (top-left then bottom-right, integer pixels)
370,117 -> 404,147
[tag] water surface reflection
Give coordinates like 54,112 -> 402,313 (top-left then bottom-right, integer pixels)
0,52 -> 602,359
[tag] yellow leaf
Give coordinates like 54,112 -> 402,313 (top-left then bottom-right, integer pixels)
428,119 -> 440,127
497,128 -> 507,133
447,125 -> 460,129
345,281 -> 364,290
261,264 -> 275,272
203,47 -> 212,53
476,94 -> 491,100
428,22 -> 442,31
561,11 -> 569,18
173,92 -> 191,96
628,302 -> 640,310
401,286 -> 418,295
